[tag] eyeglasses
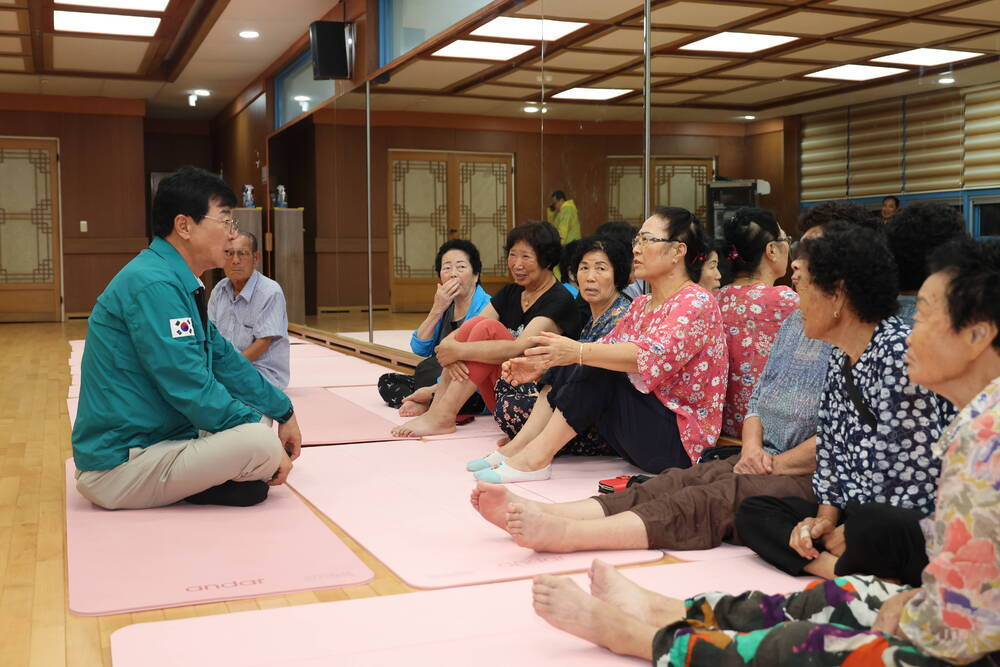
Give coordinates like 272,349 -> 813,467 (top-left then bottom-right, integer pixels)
223,249 -> 254,259
632,233 -> 676,249
774,235 -> 794,244
201,213 -> 239,234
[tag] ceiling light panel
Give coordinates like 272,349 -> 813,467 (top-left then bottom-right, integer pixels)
471,17 -> 587,41
551,87 -> 632,100
680,31 -> 798,53
54,10 -> 160,37
805,64 -> 909,81
872,48 -> 984,66
54,0 -> 170,10
432,40 -> 533,61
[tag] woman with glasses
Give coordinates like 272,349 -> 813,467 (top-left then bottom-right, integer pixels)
469,207 -> 727,491
716,207 -> 798,437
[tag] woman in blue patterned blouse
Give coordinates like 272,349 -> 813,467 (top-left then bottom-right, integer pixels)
736,221 -> 956,584
468,236 -> 634,468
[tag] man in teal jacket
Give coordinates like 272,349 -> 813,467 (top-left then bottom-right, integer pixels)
72,166 -> 302,509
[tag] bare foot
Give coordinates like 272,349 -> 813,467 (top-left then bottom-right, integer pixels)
470,481 -> 540,530
589,560 -> 684,627
532,574 -> 655,660
495,435 -> 510,448
398,400 -> 428,417
390,413 -> 457,437
507,502 -> 572,553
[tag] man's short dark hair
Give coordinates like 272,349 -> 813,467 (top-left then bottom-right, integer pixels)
505,221 -> 562,270
799,201 -> 880,235
237,231 -> 259,253
928,238 -> 1000,351
570,235 -> 633,292
551,190 -> 567,201
151,166 -> 237,238
798,221 -> 899,323
883,196 -> 901,208
434,238 -> 482,279
887,202 -> 968,291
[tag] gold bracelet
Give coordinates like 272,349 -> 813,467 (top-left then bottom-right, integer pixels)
578,342 -> 584,366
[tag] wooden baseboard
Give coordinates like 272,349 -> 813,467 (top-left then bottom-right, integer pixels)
66,312 -> 91,319
317,305 -> 390,314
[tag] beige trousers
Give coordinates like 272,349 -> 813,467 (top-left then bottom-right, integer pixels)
75,420 -> 282,510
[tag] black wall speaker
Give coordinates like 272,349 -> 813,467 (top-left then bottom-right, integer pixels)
309,21 -> 354,80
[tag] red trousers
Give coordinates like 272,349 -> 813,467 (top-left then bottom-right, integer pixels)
452,316 -> 514,412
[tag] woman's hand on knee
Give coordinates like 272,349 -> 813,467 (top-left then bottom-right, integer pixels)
435,338 -> 462,367
789,517 -> 834,559
444,361 -> 470,383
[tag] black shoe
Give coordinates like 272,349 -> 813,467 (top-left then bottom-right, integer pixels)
184,480 -> 269,507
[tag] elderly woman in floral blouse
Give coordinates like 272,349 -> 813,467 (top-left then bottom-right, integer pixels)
469,206 -> 727,486
529,236 -> 1000,666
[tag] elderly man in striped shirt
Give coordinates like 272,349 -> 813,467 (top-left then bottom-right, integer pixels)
208,231 -> 290,390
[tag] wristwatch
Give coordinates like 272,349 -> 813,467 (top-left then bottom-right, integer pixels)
277,405 -> 295,424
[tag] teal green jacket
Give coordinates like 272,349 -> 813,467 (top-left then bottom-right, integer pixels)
72,237 -> 292,471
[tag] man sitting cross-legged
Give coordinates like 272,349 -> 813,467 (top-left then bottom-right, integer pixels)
72,166 -> 301,510
470,202 -> 877,554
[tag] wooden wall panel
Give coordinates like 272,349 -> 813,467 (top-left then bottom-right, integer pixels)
305,119 -> 764,308
214,94 -> 269,198
0,108 -> 146,313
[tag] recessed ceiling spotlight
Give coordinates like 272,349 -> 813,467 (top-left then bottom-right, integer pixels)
872,48 -> 983,67
293,95 -> 311,102
740,114 -> 756,120
522,104 -> 540,113
552,87 -> 632,101
54,9 -> 160,36
239,30 -> 260,39
805,64 -> 908,81
471,17 -> 587,42
432,40 -> 534,61
193,89 -> 211,96
54,0 -> 169,10
938,74 -> 956,85
188,94 -> 197,107
680,31 -> 798,54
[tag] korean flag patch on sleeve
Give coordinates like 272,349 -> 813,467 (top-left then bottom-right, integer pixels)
170,317 -> 195,338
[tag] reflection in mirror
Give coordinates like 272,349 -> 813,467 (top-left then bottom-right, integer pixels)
357,0 -> 656,352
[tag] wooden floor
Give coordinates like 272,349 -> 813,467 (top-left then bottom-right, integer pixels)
0,319 -> 677,667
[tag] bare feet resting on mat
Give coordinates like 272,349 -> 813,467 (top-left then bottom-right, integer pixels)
390,412 -> 456,437
399,386 -> 434,417
532,562 -> 674,660
470,480 -> 547,529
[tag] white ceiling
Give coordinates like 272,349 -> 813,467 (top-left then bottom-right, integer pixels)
0,0 -> 334,119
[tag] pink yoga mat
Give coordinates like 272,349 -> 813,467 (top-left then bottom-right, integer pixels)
65,460 -> 373,616
288,440 -> 663,589
288,342 -> 342,358
111,557 -> 811,667
329,385 -> 506,441
288,353 -> 387,388
285,387 -> 404,445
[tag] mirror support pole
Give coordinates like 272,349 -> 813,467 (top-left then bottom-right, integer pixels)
366,80 -> 374,342
643,0 -> 652,220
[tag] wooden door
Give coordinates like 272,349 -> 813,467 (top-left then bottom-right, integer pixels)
388,150 -> 513,312
0,138 -> 62,322
607,156 -> 714,225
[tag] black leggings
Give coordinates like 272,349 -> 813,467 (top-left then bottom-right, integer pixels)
736,496 -> 928,586
547,365 -> 689,473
